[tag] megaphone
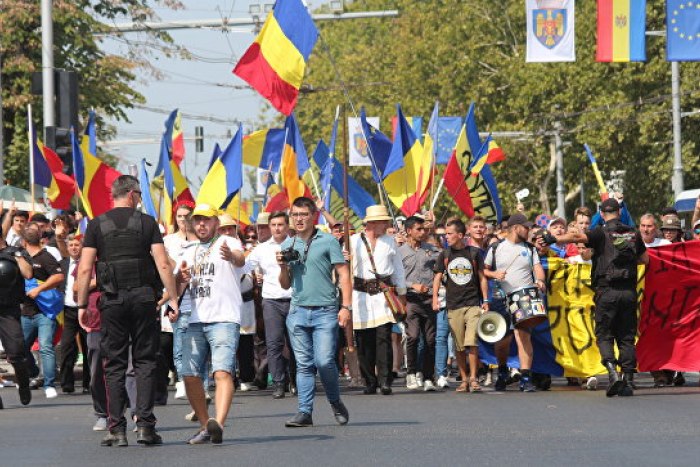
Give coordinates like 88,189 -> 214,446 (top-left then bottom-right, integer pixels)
477,312 -> 507,344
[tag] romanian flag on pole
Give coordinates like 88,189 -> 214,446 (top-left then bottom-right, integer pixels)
197,125 -> 244,210
596,0 -> 646,62
443,122 -> 475,218
242,128 -> 285,170
470,136 -> 505,176
399,103 -> 436,216
164,109 -> 186,166
233,0 -> 319,115
280,113 -> 311,205
72,113 -> 122,218
28,116 -> 74,210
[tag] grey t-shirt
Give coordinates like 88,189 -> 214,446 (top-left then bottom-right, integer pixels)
484,239 -> 540,295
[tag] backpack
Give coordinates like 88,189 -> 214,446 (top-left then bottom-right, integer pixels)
595,222 -> 638,285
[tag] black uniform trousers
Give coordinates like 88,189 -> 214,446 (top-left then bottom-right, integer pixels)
405,295 -> 437,380
356,322 -> 393,388
99,286 -> 159,432
0,305 -> 28,364
59,306 -> 90,391
594,287 -> 637,373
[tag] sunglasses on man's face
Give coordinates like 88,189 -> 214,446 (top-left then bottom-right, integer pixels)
694,229 -> 700,235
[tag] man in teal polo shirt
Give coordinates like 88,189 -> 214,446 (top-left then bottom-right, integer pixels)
277,197 -> 352,428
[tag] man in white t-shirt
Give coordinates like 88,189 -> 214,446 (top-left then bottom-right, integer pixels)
639,214 -> 671,248
246,211 -> 295,399
176,204 -> 246,445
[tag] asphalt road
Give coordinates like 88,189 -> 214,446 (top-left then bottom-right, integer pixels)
0,374 -> 698,467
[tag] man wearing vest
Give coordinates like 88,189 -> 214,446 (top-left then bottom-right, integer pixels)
554,198 -> 648,397
77,175 -> 180,446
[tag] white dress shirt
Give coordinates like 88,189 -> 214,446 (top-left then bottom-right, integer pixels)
64,258 -> 78,307
246,237 -> 293,300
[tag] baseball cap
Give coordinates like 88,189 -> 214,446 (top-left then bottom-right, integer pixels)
191,204 -> 219,218
600,198 -> 620,213
507,213 -> 533,228
547,216 -> 566,229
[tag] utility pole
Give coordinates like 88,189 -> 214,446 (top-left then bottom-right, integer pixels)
671,61 -> 684,198
41,0 -> 55,135
0,51 -> 4,184
554,121 -> 566,219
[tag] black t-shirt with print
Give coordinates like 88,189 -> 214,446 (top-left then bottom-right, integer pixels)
434,246 -> 484,309
22,249 -> 63,316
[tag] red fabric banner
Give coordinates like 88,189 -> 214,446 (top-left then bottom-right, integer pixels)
637,241 -> 700,372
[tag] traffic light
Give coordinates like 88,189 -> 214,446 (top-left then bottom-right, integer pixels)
195,126 -> 204,153
45,126 -> 73,176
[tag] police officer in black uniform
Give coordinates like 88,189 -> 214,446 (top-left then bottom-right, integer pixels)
76,175 -> 179,446
0,229 -> 33,409
554,198 -> 648,398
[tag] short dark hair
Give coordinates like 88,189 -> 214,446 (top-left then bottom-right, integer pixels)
446,218 -> 466,235
404,216 -> 425,231
23,223 -> 42,246
112,175 -> 140,199
291,197 -> 317,213
660,206 -> 678,217
13,210 -> 29,220
269,211 -> 289,224
574,206 -> 592,218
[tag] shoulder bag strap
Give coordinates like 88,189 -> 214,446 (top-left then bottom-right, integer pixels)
359,233 -> 379,277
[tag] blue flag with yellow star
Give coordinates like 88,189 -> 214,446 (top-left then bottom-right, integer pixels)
667,0 -> 700,61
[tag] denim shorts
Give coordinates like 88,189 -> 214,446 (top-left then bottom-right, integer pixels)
181,321 -> 240,377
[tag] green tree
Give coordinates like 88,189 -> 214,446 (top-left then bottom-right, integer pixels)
0,0 -> 183,188
295,0 -> 700,220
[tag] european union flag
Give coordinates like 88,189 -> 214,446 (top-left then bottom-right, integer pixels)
436,117 -> 463,164
667,0 -> 700,61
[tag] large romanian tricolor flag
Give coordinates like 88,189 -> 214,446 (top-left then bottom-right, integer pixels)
443,122 -> 475,218
164,109 -> 186,166
279,113 -> 311,205
72,113 -> 122,218
596,0 -> 646,62
242,128 -> 285,170
384,105 -> 426,216
233,0 -> 319,115
197,125 -> 244,210
399,103 -> 436,216
28,116 -> 74,210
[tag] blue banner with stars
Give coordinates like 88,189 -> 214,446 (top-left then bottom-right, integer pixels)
667,0 -> 700,61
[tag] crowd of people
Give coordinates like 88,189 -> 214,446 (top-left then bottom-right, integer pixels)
0,177 -> 699,446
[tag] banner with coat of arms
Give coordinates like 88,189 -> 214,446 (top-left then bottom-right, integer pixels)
348,116 -> 380,166
526,0 -> 576,62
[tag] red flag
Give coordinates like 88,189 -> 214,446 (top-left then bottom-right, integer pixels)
637,241 -> 700,372
442,123 -> 474,217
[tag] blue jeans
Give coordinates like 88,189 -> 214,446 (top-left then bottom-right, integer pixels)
286,305 -> 340,415
173,312 -> 189,380
434,309 -> 449,378
21,313 -> 57,388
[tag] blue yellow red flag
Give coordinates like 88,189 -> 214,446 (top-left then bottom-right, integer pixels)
197,125 -> 244,210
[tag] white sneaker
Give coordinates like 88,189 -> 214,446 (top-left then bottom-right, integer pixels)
44,387 -> 58,399
415,372 -> 424,387
437,375 -> 450,389
423,380 -> 437,392
185,410 -> 198,422
93,417 -> 108,431
484,371 -> 493,387
406,374 -> 420,390
240,382 -> 258,392
174,381 -> 187,400
585,376 -> 598,391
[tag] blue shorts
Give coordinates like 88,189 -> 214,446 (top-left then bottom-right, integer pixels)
181,322 -> 240,377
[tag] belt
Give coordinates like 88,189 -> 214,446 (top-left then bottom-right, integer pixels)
353,277 -> 393,295
264,297 -> 292,302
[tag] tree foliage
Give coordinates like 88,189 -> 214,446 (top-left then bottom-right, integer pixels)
0,0 -> 182,188
295,0 -> 700,220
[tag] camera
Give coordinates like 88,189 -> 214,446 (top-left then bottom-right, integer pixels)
280,246 -> 300,263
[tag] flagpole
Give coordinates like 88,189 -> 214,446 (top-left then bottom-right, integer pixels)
342,104 -> 350,250
430,177 -> 445,211
28,104 -> 36,212
307,165 -> 323,200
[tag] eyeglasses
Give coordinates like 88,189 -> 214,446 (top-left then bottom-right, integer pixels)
694,229 -> 700,235
290,212 -> 311,218
245,236 -> 257,240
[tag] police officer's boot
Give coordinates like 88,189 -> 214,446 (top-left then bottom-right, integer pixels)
605,362 -> 623,397
13,360 -> 32,406
618,372 -> 634,397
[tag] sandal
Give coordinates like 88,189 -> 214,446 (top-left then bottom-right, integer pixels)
469,377 -> 482,393
455,382 -> 468,392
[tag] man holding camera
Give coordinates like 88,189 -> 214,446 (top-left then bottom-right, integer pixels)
277,197 -> 352,428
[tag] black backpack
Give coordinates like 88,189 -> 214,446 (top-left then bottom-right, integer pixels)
595,223 -> 638,285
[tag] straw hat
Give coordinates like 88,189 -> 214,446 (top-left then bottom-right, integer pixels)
218,213 -> 237,227
364,205 -> 392,223
256,212 -> 270,226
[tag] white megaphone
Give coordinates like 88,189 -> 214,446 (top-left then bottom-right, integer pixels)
477,312 -> 507,344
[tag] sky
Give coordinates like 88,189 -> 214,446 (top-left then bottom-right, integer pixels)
101,0 -> 328,194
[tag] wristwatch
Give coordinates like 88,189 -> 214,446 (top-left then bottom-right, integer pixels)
340,304 -> 352,312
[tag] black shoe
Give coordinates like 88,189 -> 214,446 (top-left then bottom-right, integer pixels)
285,412 -> 313,427
618,373 -> 635,397
622,372 -> 637,390
272,382 -> 285,399
206,418 -> 223,444
330,400 -> 349,425
494,373 -> 508,391
605,362 -> 623,397
62,386 -> 75,394
673,372 -> 686,387
0,395 -> 3,409
28,377 -> 42,390
363,385 -> 377,395
136,427 -> 163,445
101,431 -> 128,447
380,384 -> 392,395
519,376 -> 536,393
289,381 -> 297,395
